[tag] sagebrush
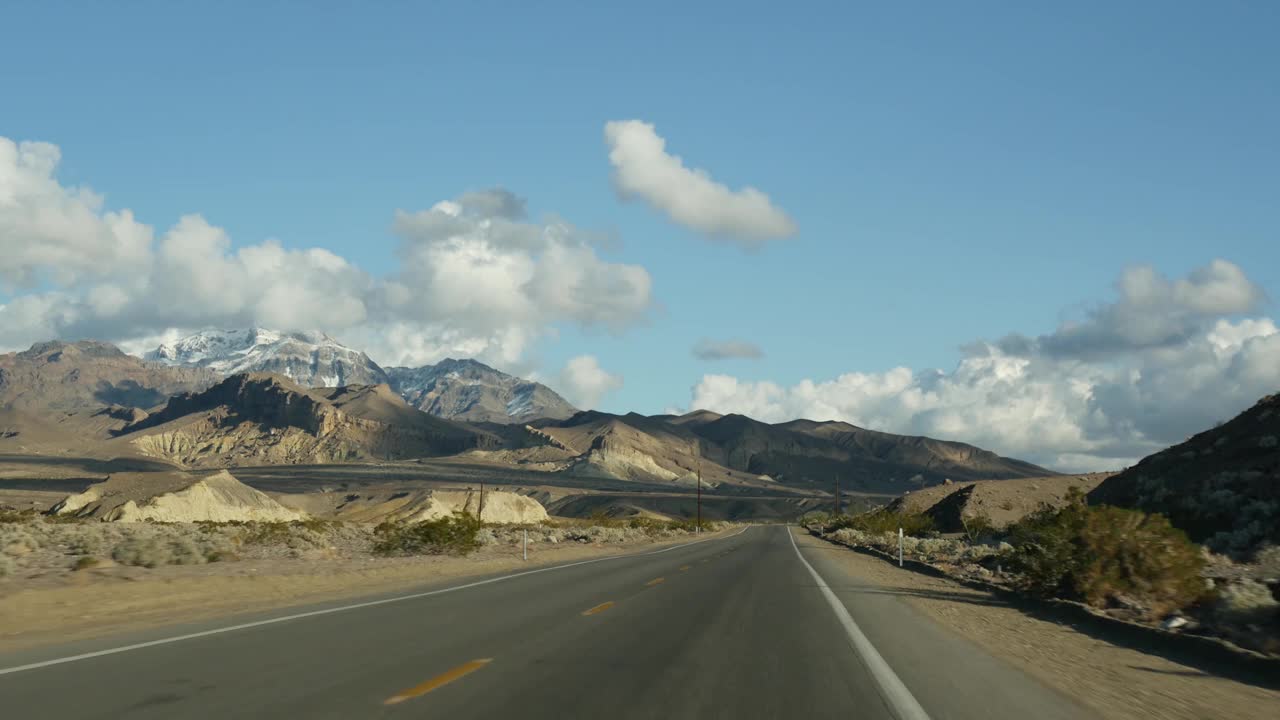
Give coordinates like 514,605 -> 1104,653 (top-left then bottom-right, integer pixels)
373,513 -> 483,556
1001,493 -> 1205,618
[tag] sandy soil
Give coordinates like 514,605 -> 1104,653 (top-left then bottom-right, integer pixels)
796,532 -> 1280,720
0,530 -> 720,654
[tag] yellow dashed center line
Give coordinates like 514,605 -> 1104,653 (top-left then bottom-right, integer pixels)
645,577 -> 665,586
582,601 -> 615,616
679,565 -> 691,571
384,659 -> 492,705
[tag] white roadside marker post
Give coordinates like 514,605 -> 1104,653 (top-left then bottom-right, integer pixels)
898,527 -> 904,567
523,529 -> 528,561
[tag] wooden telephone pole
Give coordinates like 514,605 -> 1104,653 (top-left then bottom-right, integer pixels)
691,439 -> 702,531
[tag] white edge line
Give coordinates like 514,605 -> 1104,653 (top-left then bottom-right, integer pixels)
788,527 -> 931,720
0,524 -> 751,677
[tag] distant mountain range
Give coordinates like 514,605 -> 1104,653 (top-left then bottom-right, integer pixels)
145,328 -> 576,423
0,333 -> 1057,491
508,409 -> 1053,495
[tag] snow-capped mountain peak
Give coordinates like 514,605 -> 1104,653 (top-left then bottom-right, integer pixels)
146,329 -> 578,423
146,328 -> 387,388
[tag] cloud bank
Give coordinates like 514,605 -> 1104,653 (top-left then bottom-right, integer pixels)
604,120 -> 795,247
690,262 -> 1280,472
0,136 -> 653,368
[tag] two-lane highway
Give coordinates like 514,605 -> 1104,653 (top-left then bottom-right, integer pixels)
0,526 -> 1094,719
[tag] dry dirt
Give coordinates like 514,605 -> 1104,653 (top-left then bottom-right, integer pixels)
891,473 -> 1116,530
0,528 -> 724,654
795,532 -> 1280,720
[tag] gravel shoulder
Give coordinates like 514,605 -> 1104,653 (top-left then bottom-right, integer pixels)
796,531 -> 1280,720
0,529 -> 724,654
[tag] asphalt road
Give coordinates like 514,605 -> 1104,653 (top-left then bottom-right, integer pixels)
0,525 -> 1094,719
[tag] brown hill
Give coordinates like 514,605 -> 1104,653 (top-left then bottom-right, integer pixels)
686,413 -> 1053,494
888,473 -> 1116,532
1089,392 -> 1280,556
114,373 -> 498,467
505,410 -> 1052,493
0,341 -> 218,412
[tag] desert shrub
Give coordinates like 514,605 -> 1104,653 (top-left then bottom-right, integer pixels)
238,522 -> 293,545
111,535 -> 209,568
1254,545 -> 1280,575
65,527 -> 110,556
72,556 -> 100,571
829,510 -> 934,537
1212,579 -> 1279,626
111,537 -> 171,568
0,526 -> 40,556
1002,497 -> 1205,618
961,514 -> 995,543
1073,507 -> 1205,618
373,512 -> 482,556
0,509 -> 40,524
0,554 -> 15,577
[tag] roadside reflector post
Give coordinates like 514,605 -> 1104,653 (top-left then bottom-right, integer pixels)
898,527 -> 903,567
523,529 -> 528,561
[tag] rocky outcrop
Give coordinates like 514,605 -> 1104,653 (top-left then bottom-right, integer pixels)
1090,393 -> 1280,556
0,340 -> 218,412
51,470 -> 306,522
386,358 -> 577,424
274,487 -> 549,524
118,373 -> 494,467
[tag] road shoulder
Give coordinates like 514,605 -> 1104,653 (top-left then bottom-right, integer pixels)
793,529 -> 1280,720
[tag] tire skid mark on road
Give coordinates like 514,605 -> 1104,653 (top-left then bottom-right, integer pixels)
383,658 -> 492,706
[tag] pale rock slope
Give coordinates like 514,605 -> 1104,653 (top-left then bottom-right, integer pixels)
51,470 -> 306,522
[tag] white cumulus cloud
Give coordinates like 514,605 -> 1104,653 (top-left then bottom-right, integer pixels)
690,262 -> 1280,472
604,120 -> 795,247
558,355 -> 624,409
0,138 -> 654,369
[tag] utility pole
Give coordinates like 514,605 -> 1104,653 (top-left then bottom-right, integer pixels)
691,439 -> 702,532
696,452 -> 702,532
478,481 -> 485,522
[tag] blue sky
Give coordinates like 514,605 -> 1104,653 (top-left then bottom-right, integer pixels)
2,1 -> 1278,468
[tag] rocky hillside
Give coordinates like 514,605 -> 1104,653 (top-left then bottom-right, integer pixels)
1089,392 -> 1280,556
685,413 -> 1053,494
0,341 -> 218,412
386,358 -> 576,424
115,373 -> 497,467
492,410 -> 1053,492
889,473 -> 1116,532
147,328 -> 387,388
145,329 -> 576,423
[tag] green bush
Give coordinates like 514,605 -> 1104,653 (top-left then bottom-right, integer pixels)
827,510 -> 934,536
961,514 -> 995,543
373,512 -> 483,557
1074,506 -> 1205,618
1002,494 -> 1205,618
72,556 -> 100,571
